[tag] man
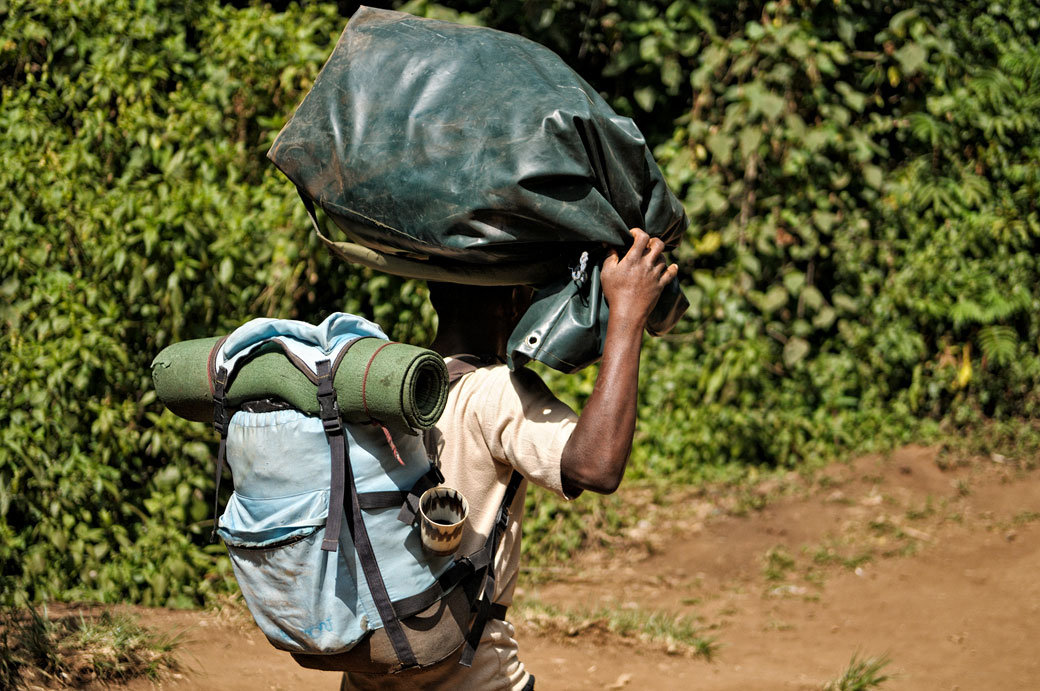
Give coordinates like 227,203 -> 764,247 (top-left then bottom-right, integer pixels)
342,228 -> 678,690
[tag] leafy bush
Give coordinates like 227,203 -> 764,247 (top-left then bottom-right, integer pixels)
3,0 -> 1040,604
0,0 -> 431,606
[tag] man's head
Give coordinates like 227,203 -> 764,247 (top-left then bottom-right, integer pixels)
427,282 -> 534,357
427,282 -> 533,328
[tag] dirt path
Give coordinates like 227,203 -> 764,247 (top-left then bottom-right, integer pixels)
115,445 -> 1038,690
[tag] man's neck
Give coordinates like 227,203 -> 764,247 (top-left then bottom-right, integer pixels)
429,316 -> 510,360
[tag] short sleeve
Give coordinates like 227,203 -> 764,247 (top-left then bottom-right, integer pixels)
476,366 -> 577,498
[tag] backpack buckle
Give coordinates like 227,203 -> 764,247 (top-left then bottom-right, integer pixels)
316,359 -> 341,434
212,366 -> 230,436
212,403 -> 229,436
318,390 -> 341,433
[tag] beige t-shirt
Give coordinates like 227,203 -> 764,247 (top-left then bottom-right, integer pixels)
343,362 -> 578,691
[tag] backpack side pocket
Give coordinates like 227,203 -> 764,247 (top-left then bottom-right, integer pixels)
220,489 -> 371,654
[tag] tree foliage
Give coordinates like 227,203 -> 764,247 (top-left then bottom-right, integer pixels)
0,0 -> 431,606
2,0 -> 1039,603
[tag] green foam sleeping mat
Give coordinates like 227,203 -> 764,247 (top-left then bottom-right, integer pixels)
151,336 -> 448,436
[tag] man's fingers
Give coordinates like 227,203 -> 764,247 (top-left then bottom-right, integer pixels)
661,263 -> 679,285
645,237 -> 666,263
626,228 -> 649,260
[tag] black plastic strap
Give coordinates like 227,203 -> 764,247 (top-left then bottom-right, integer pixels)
396,464 -> 445,525
460,469 -> 524,667
359,457 -> 444,517
389,555 -> 484,620
357,491 -> 408,510
341,420 -> 418,668
462,596 -> 493,667
210,366 -> 231,543
435,548 -> 491,597
389,565 -> 513,624
316,360 -> 345,553
445,355 -> 498,386
391,580 -> 445,620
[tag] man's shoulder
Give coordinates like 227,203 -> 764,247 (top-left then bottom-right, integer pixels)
459,363 -> 555,400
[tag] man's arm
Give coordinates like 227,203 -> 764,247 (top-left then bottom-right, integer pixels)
560,228 -> 678,496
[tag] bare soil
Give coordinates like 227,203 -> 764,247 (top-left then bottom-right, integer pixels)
95,445 -> 1040,690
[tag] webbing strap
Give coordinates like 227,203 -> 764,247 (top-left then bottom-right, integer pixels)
460,468 -> 524,666
341,419 -> 418,668
356,491 -> 408,510
432,544 -> 493,597
396,464 -> 445,526
446,355 -> 502,384
388,550 -> 486,620
388,557 -> 517,623
210,366 -> 231,543
489,603 -> 509,622
316,360 -> 346,553
438,354 -> 525,666
310,357 -> 417,665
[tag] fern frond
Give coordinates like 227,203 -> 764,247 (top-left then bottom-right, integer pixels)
957,170 -> 991,208
977,325 -> 1018,366
951,299 -> 986,327
999,47 -> 1040,82
908,112 -> 942,146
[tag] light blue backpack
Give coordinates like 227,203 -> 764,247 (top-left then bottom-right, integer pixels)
208,314 -> 522,673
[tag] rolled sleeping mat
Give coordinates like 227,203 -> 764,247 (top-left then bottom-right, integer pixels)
331,337 -> 448,433
151,336 -> 222,423
151,337 -> 448,435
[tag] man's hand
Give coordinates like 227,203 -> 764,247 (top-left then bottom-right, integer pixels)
601,228 -> 679,326
560,228 -> 679,497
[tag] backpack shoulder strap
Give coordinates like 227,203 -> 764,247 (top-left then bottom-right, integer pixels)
445,353 -> 503,386
437,353 -> 524,666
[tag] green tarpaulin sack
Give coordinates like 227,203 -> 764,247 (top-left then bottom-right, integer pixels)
268,6 -> 689,373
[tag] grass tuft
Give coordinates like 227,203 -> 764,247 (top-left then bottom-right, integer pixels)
823,652 -> 892,690
0,604 -> 181,690
763,546 -> 797,581
516,599 -> 718,660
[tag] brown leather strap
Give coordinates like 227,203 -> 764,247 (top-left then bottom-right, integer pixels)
446,354 -> 503,386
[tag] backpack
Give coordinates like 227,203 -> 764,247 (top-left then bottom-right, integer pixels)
207,313 -> 521,672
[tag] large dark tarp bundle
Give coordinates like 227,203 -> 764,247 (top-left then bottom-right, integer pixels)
269,7 -> 689,372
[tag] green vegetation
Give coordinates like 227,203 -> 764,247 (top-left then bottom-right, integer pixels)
763,545 -> 797,582
3,0 -> 1040,605
516,599 -> 718,659
812,543 -> 873,572
823,652 -> 892,691
0,605 -> 180,689
0,0 -> 429,607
